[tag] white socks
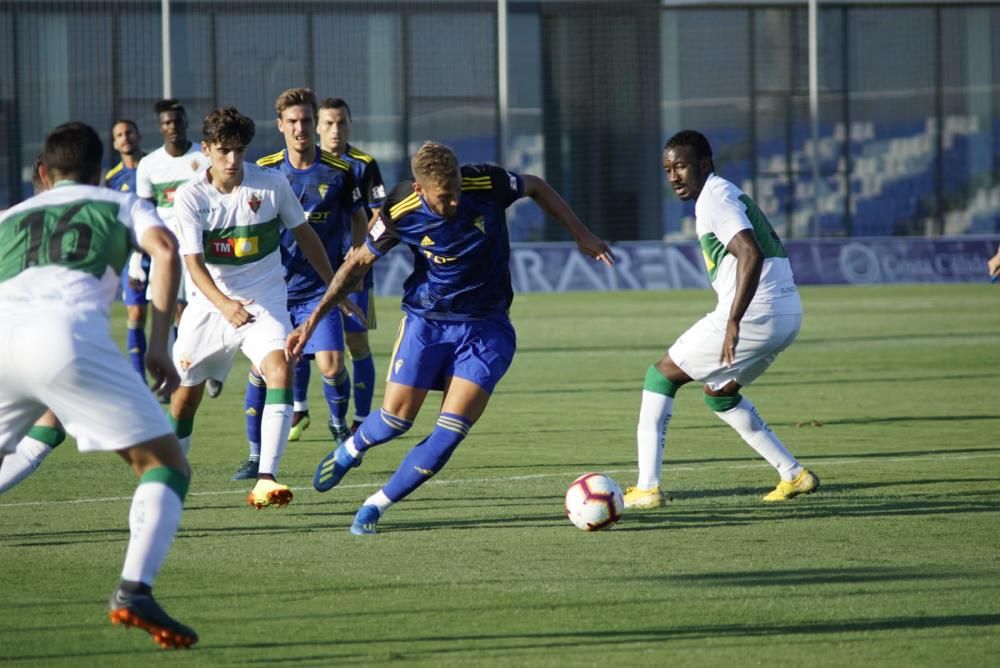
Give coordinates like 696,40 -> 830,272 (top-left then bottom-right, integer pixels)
0,438 -> 53,494
364,490 -> 394,513
121,482 -> 183,584
713,397 -> 802,481
636,391 -> 673,489
259,403 -> 292,476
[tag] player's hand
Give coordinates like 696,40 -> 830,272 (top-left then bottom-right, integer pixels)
285,325 -> 312,361
988,246 -> 1000,281
338,299 -> 368,328
221,298 -> 255,328
720,320 -> 740,367
145,348 -> 180,400
575,231 -> 616,267
127,252 -> 148,291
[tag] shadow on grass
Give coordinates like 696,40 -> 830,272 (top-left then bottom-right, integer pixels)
11,612 -> 999,662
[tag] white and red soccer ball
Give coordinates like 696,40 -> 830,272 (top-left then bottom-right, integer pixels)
565,473 -> 624,531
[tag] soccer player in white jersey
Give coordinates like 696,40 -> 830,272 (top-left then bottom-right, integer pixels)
136,99 -> 226,397
0,122 -> 196,648
624,130 -> 819,509
0,157 -> 67,495
169,107 -> 341,509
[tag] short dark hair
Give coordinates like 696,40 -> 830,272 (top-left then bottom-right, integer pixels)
154,98 -> 186,118
31,154 -> 44,193
318,97 -> 351,120
664,130 -> 713,162
202,107 -> 255,147
111,118 -> 139,133
42,122 -> 103,183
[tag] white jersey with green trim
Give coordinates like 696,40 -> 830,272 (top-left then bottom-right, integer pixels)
173,162 -> 306,309
135,144 -> 211,225
0,183 -> 163,314
695,173 -> 801,319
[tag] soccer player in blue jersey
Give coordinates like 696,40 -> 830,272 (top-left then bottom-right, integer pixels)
286,141 -> 615,534
106,119 -> 151,380
314,97 -> 386,435
232,88 -> 368,480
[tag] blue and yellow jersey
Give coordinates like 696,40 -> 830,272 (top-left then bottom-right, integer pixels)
366,164 -> 525,321
256,148 -> 363,304
104,158 -> 142,193
339,144 -> 386,289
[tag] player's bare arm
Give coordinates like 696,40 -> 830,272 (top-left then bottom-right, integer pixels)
721,229 -> 764,366
348,207 -> 370,290
182,253 -> 255,328
286,244 -> 376,359
522,174 -> 615,267
137,225 -> 182,397
988,243 -> 1000,279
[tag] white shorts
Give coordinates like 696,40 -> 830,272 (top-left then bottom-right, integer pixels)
668,312 -> 802,391
0,309 -> 173,455
173,301 -> 291,386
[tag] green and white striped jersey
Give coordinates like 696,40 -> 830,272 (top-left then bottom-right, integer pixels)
0,183 -> 164,313
695,174 -> 801,318
173,163 -> 306,309
135,144 -> 211,225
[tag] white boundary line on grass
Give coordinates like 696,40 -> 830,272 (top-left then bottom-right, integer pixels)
1,450 -> 999,509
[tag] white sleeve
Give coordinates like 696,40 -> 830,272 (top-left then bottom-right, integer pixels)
699,187 -> 752,248
125,195 -> 165,248
276,176 -> 306,230
172,186 -> 205,256
135,159 -> 153,200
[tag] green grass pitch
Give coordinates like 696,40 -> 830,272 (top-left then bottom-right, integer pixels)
1,284 -> 999,665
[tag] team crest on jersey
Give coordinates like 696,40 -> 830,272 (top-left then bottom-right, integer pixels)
473,216 -> 485,234
191,160 -> 201,171
420,236 -> 434,247
247,193 -> 263,213
318,184 -> 329,199
178,353 -> 193,372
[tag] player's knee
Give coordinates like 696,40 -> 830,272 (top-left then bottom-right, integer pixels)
704,392 -> 742,412
346,334 -> 369,358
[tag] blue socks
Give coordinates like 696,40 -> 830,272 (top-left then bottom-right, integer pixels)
244,370 -> 265,459
351,353 -> 376,423
294,358 -> 311,407
382,413 -> 472,502
126,321 -> 147,381
323,368 -> 351,430
353,409 -> 413,452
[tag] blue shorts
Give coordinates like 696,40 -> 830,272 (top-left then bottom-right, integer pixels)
343,287 -> 376,334
289,298 -> 344,357
387,313 -> 516,394
120,255 -> 151,307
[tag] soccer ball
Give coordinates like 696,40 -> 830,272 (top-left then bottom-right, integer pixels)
565,473 -> 624,531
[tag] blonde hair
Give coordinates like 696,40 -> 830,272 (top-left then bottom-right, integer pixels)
274,88 -> 318,117
411,141 -> 459,185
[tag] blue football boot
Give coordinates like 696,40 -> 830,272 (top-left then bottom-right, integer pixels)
312,444 -> 361,492
350,504 -> 382,535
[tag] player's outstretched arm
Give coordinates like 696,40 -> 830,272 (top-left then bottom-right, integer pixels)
522,174 -> 615,267
286,244 -> 377,360
137,226 -> 181,398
